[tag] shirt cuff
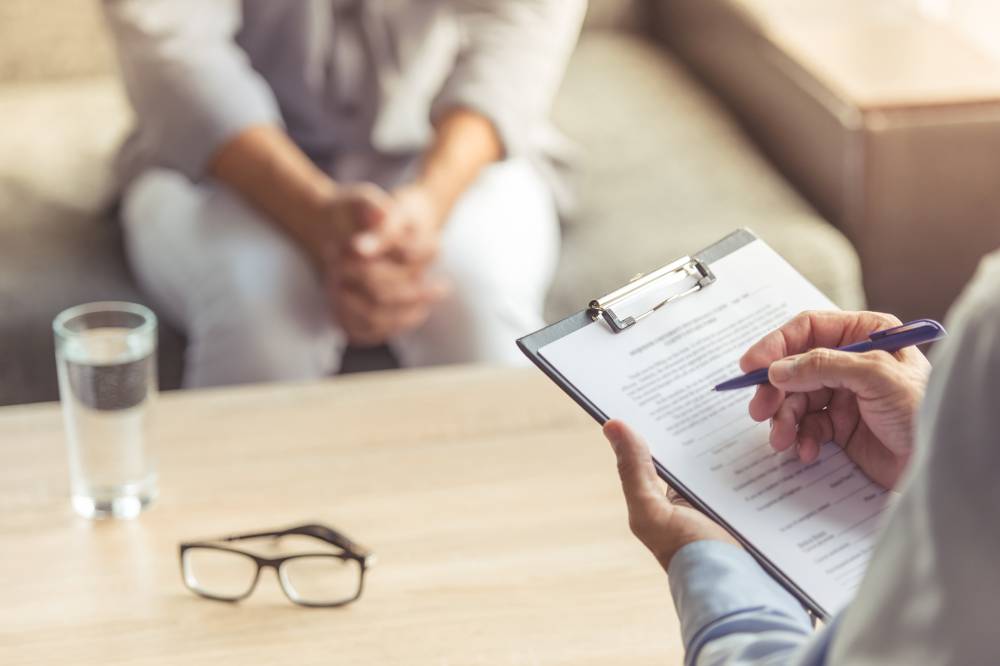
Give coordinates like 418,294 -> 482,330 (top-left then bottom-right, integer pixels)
431,82 -> 522,160
668,541 -> 813,663
162,68 -> 284,180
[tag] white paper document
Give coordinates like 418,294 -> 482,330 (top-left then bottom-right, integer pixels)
539,240 -> 892,615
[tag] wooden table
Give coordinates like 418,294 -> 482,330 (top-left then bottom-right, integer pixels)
0,366 -> 683,665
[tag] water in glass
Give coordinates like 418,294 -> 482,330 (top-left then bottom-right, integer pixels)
54,304 -> 158,518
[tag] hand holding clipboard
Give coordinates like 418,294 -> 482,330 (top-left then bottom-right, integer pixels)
518,229 -> 899,619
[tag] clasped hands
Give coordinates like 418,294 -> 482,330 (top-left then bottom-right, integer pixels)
604,310 -> 932,570
305,182 -> 451,346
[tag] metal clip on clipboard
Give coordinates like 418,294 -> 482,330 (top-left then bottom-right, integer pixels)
588,256 -> 716,333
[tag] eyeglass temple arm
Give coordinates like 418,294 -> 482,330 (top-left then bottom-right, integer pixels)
218,523 -> 370,557
285,523 -> 369,556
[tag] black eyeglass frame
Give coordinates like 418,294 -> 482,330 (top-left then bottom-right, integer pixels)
179,523 -> 375,608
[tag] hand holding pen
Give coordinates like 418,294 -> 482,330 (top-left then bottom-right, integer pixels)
725,312 -> 940,490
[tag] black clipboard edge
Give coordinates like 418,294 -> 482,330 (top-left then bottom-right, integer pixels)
516,228 -> 829,621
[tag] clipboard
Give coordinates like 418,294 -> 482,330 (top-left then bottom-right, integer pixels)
517,228 -> 830,619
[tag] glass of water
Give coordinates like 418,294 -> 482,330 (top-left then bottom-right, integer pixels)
53,302 -> 158,519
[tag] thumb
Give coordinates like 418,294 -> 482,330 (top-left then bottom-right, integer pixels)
348,186 -> 396,257
353,208 -> 409,259
603,420 -> 663,516
769,348 -> 894,397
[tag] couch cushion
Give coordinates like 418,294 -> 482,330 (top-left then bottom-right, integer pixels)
0,0 -> 116,83
0,78 -> 129,208
548,31 -> 865,320
0,183 -> 186,406
0,78 -> 184,405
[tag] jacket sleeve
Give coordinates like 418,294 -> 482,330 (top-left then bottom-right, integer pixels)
432,0 -> 586,158
101,0 -> 283,180
669,541 -> 829,666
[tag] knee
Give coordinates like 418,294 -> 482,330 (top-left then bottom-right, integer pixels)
433,244 -> 553,331
119,169 -> 210,274
395,273 -> 542,366
191,258 -> 334,350
435,161 -> 560,309
121,169 -> 199,233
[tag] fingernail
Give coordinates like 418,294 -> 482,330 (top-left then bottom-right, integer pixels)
770,358 -> 795,382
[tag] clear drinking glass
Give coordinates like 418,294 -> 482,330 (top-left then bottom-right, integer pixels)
53,302 -> 158,519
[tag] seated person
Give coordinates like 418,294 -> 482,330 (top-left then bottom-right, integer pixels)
102,0 -> 585,387
602,252 -> 1000,664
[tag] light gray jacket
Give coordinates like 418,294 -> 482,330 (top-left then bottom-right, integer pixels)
101,0 -> 585,185
663,250 -> 1000,665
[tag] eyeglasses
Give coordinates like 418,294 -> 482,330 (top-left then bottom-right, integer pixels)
179,523 -> 374,608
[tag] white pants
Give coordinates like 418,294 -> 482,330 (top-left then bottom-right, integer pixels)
121,160 -> 559,388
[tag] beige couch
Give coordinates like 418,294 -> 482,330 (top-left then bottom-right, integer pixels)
0,0 -> 864,406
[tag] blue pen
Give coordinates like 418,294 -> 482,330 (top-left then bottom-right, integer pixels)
713,319 -> 947,391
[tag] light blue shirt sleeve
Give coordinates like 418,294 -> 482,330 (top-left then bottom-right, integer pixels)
102,0 -> 283,180
668,541 -> 838,666
432,0 -> 586,158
